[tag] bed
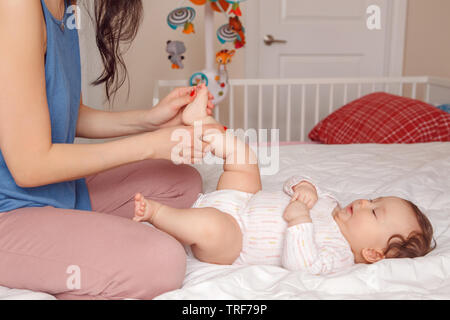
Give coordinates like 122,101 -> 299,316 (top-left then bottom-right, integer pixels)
155,142 -> 450,300
1,76 -> 449,300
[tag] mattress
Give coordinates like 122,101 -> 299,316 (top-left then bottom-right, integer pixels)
1,142 -> 449,300
156,142 -> 450,300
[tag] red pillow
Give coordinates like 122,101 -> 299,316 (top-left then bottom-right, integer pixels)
309,92 -> 450,144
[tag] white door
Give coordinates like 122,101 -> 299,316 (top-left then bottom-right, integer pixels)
247,0 -> 406,79
243,0 -> 407,141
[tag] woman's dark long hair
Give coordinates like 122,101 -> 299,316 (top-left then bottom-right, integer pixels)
90,0 -> 143,102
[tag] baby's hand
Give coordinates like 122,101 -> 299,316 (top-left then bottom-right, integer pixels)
292,181 -> 318,209
283,200 -> 312,227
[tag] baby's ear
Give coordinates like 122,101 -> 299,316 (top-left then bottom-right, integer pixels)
361,248 -> 385,263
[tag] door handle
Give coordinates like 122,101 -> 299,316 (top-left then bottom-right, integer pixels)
264,35 -> 287,46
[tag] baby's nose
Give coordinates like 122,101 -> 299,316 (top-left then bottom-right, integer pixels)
359,199 -> 370,207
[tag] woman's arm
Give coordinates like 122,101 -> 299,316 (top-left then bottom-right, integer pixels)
0,1 -> 210,188
77,87 -> 215,139
0,1 -> 144,187
76,102 -> 159,139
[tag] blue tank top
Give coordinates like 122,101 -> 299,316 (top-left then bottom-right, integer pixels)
0,0 -> 92,213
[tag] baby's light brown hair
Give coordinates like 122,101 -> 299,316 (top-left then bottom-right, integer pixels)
383,200 -> 436,259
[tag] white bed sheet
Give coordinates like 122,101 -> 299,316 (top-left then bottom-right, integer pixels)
156,142 -> 450,300
1,142 -> 449,300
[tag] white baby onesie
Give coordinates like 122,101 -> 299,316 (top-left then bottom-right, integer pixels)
192,175 -> 355,275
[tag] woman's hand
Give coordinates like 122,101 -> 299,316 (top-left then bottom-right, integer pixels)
144,123 -> 224,164
283,200 -> 312,227
292,181 -> 318,209
148,87 -> 215,129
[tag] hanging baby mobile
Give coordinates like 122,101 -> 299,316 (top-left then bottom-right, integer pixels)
166,40 -> 186,69
167,6 -> 196,34
165,0 -> 248,104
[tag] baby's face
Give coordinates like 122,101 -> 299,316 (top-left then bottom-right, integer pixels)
333,197 -> 420,263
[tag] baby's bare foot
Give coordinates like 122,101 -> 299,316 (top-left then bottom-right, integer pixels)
133,193 -> 163,223
182,83 -> 210,126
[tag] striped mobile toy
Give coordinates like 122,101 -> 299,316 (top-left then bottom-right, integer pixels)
165,0 -> 248,104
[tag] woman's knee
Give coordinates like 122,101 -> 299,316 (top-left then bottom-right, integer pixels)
110,228 -> 187,300
136,160 -> 202,209
178,164 -> 202,190
141,232 -> 187,297
164,164 -> 203,208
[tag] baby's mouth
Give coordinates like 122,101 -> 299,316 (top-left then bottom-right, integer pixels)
346,204 -> 353,215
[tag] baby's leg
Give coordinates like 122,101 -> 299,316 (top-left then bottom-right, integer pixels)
133,193 -> 242,265
205,132 -> 262,194
182,83 -> 217,126
183,83 -> 261,194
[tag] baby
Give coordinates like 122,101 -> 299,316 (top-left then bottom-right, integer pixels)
134,84 -> 435,275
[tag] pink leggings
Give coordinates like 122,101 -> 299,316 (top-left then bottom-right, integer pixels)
0,159 -> 202,300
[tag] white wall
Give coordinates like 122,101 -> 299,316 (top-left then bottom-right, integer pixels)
78,1 -> 104,109
79,1 -> 450,113
403,0 -> 450,78
79,1 -> 246,112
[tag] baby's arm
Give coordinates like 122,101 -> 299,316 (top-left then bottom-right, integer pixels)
281,206 -> 334,274
283,200 -> 312,226
281,201 -> 352,274
282,200 -> 318,271
282,224 -> 354,275
282,225 -> 341,275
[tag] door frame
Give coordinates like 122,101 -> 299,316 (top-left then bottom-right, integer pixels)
244,0 -> 409,78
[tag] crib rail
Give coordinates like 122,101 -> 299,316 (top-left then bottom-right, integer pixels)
154,76 -> 450,142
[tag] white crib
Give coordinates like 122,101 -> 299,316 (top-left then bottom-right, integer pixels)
153,76 -> 450,142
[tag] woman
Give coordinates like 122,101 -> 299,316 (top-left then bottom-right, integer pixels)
0,0 -> 220,299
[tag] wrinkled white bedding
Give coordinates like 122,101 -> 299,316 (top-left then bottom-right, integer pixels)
1,143 -> 449,300
156,142 -> 450,300
0,286 -> 55,300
